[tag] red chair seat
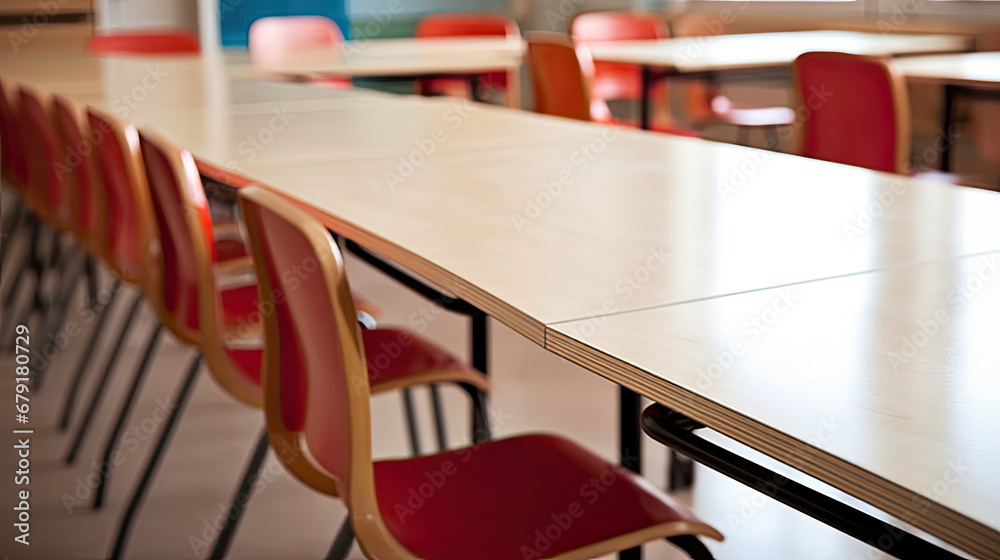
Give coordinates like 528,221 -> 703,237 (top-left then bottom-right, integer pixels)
216,237 -> 249,261
374,433 -> 723,560
709,105 -> 795,128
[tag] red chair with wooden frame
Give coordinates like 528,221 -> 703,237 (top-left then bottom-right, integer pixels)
6,86 -> 80,365
248,16 -> 352,88
0,80 -> 40,318
239,184 -> 724,560
413,13 -> 520,103
0,78 -> 29,290
88,29 -> 200,56
106,130 -> 491,560
570,11 -> 674,129
526,32 -> 697,137
793,52 -> 910,174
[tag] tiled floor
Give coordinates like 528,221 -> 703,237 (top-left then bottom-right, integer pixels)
0,224 -> 962,560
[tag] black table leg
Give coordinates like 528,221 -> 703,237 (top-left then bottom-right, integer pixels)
941,84 -> 955,172
640,66 -> 652,131
619,386 -> 642,560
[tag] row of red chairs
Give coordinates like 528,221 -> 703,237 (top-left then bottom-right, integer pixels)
0,35 -> 723,560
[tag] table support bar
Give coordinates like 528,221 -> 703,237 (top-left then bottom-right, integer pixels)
640,404 -> 965,560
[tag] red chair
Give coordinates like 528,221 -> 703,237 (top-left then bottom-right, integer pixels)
19,86 -> 74,231
248,16 -> 352,88
793,52 -> 909,174
52,95 -> 104,260
527,32 -> 697,136
413,13 -> 520,102
106,130 -> 491,560
238,184 -> 724,560
88,29 -> 200,56
571,11 -> 672,125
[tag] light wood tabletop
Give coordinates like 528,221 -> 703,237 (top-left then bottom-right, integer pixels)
587,31 -> 970,74
252,37 -> 524,77
896,51 -> 1000,87
251,36 -> 524,107
4,30 -> 999,559
546,253 -> 1000,559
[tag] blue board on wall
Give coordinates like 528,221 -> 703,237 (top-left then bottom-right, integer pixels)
220,0 -> 351,48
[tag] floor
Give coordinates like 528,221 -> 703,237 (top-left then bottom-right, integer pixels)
0,203 -> 968,560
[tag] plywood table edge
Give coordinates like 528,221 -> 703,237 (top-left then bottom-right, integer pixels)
542,326 -> 1000,560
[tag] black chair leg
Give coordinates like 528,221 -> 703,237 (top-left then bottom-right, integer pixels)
0,198 -> 25,273
108,352 -> 202,560
1,212 -> 37,305
35,251 -> 90,390
206,427 -> 269,560
64,293 -> 144,464
401,388 -> 421,455
57,279 -> 122,431
93,325 -> 163,510
324,516 -> 355,560
460,383 -> 491,443
666,535 -> 715,560
668,450 -> 696,491
428,384 -> 447,451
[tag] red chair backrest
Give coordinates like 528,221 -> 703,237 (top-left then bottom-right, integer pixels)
0,79 -> 29,191
415,13 -> 519,39
138,129 -> 216,345
88,29 -> 200,56
86,108 -> 154,285
19,86 -> 73,227
794,51 -> 909,174
527,32 -> 593,121
248,16 -> 344,64
239,186 -> 369,495
571,11 -> 664,43
571,12 -> 666,102
52,95 -> 102,251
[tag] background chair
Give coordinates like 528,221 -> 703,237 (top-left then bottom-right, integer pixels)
570,11 -> 674,129
413,13 -> 520,102
248,16 -> 352,88
793,52 -> 910,174
88,29 -> 200,56
526,32 -> 697,137
239,184 -> 724,560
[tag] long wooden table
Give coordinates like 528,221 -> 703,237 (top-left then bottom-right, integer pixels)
250,36 -> 525,107
586,30 -> 971,130
3,32 -> 999,559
